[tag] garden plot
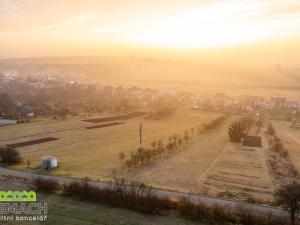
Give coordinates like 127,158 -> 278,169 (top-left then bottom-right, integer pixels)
83,112 -> 147,123
199,142 -> 274,202
86,122 -> 125,129
6,137 -> 59,148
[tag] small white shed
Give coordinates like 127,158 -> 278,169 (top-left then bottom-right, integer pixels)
42,156 -> 58,170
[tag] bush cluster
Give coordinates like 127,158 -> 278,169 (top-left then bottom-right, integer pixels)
177,197 -> 288,225
0,146 -> 22,165
200,114 -> 230,133
34,177 -> 62,192
33,177 -> 290,225
227,115 -> 257,143
63,178 -> 174,214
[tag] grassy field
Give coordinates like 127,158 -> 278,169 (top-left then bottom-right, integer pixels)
0,175 -> 201,225
0,110 -> 221,181
122,118 -> 232,192
2,112 -> 297,203
121,118 -> 275,203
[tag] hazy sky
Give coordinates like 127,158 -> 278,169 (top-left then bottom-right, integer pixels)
1,0 -> 300,59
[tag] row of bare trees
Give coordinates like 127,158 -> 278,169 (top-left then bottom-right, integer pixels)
119,114 -> 229,171
121,133 -> 192,171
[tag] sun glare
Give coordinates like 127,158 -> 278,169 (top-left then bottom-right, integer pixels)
118,1 -> 300,48
1,0 -> 300,57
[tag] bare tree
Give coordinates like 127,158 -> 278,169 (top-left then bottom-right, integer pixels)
27,160 -> 31,168
172,134 -> 178,149
118,151 -> 126,163
166,143 -> 173,152
184,130 -> 190,144
157,140 -> 164,156
275,182 -> 300,225
145,149 -> 152,162
125,159 -> 133,171
267,123 -> 276,136
150,141 -> 157,150
178,138 -> 183,147
256,119 -> 264,135
190,127 -> 195,137
137,147 -> 145,165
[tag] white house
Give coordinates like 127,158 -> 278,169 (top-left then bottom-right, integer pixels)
42,156 -> 58,170
27,112 -> 35,118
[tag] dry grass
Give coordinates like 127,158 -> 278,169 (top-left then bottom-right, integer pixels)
2,113 -> 296,203
0,110 -> 220,181
121,118 -> 231,192
120,117 -> 276,203
199,141 -> 274,202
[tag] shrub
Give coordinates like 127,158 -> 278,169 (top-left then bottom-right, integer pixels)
177,197 -> 199,220
34,177 -> 61,192
176,197 -> 288,225
0,146 -> 22,165
209,205 -> 234,224
237,209 -> 261,225
228,121 -> 248,142
63,178 -> 173,214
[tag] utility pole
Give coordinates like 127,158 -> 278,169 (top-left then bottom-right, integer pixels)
139,123 -> 143,148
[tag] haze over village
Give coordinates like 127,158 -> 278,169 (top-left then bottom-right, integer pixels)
0,1 -> 300,225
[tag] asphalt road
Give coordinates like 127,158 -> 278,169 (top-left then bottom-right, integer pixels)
0,166 -> 288,217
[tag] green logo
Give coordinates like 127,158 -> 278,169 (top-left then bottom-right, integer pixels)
0,191 -> 36,202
